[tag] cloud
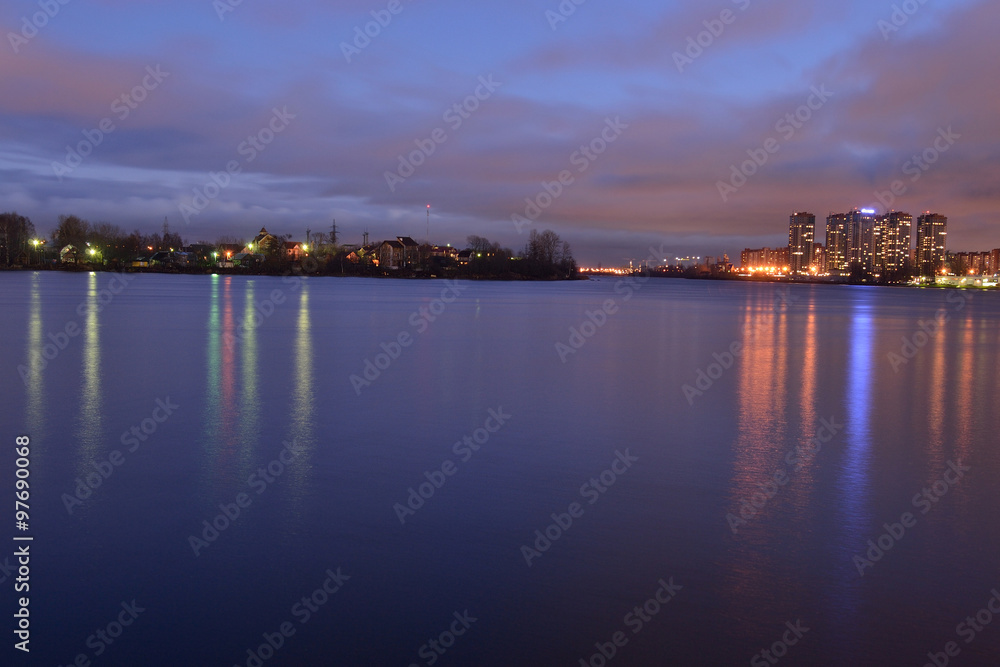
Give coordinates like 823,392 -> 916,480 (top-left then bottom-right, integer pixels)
0,0 -> 996,262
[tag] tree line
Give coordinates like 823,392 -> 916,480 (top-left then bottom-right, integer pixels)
1,211 -> 578,279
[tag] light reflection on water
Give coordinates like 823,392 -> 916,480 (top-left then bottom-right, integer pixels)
76,272 -> 103,475
5,274 -> 1000,666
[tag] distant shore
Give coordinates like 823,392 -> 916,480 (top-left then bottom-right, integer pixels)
5,264 -> 995,289
0,263 -> 586,281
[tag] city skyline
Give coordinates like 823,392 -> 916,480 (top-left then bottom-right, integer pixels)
741,207 -> 967,278
1,0 -> 997,265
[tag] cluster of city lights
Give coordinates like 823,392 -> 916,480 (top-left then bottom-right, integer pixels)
741,266 -> 791,275
579,267 -> 634,275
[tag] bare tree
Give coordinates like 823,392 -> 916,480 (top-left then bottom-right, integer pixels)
0,212 -> 35,265
467,235 -> 500,254
52,215 -> 90,249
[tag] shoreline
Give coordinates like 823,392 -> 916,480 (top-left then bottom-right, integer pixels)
3,264 -> 995,289
0,264 -> 585,282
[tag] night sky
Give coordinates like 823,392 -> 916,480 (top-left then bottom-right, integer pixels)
1,0 -> 996,264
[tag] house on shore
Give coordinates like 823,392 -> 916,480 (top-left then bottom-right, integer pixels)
60,244 -> 79,263
376,239 -> 405,269
397,236 -> 420,266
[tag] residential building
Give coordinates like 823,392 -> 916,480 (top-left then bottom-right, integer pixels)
825,213 -> 849,275
916,213 -> 948,275
396,236 -> 420,267
876,211 -> 912,275
376,240 -> 405,269
788,212 -> 816,275
847,208 -> 878,274
812,243 -> 826,274
740,247 -> 789,270
283,241 -> 305,261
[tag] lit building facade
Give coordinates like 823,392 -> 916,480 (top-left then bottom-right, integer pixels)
740,247 -> 790,270
916,213 -> 948,275
825,213 -> 849,275
813,243 -> 826,274
876,211 -> 912,275
788,212 -> 816,275
847,208 -> 878,274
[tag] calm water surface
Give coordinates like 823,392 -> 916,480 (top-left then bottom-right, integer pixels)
3,272 -> 1000,666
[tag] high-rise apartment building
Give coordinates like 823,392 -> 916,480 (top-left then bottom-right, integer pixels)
827,209 -> 877,275
788,212 -> 816,275
876,211 -> 912,275
813,243 -> 826,274
847,208 -> 878,274
825,213 -> 849,275
740,247 -> 790,269
916,213 -> 948,275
